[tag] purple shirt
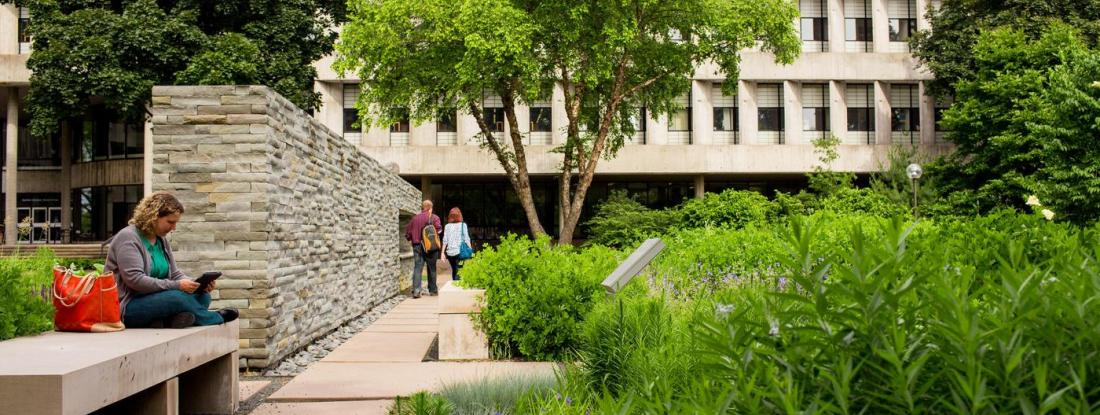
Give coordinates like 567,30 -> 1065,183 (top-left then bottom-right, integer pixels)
405,211 -> 442,244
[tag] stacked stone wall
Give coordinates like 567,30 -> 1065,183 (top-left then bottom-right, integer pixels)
149,85 -> 420,368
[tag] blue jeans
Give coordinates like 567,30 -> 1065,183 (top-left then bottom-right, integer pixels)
124,290 -> 224,328
412,244 -> 438,295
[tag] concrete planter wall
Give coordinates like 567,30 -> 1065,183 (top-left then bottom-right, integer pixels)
438,281 -> 489,360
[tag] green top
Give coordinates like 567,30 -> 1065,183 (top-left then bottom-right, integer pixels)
141,237 -> 170,280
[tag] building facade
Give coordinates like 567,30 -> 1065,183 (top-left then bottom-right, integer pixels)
311,0 -> 949,240
1,0 -> 950,246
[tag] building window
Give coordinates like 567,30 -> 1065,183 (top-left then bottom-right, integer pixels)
18,7 -> 31,54
70,185 -> 142,242
845,0 -> 873,52
757,83 -> 784,144
528,105 -> 552,145
530,107 -> 551,132
934,97 -> 951,143
341,83 -> 362,146
73,107 -> 144,163
888,0 -> 917,51
624,107 -> 646,144
800,0 -> 828,52
436,109 -> 457,146
4,193 -> 62,244
846,83 -> 875,144
667,93 -> 691,144
389,108 -> 410,146
0,123 -> 61,168
890,84 -> 920,145
484,108 -> 505,133
712,83 -> 738,144
802,83 -> 830,141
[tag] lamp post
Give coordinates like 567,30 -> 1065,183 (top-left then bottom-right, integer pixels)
906,163 -> 923,217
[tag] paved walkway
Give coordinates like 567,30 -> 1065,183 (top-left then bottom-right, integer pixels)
245,270 -> 557,414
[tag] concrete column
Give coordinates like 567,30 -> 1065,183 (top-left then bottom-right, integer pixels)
645,111 -> 668,145
694,175 -> 705,199
5,88 -> 18,245
916,0 -> 932,31
551,83 -> 567,145
872,0 -> 891,53
0,5 -> 18,55
829,80 -> 848,143
456,110 -> 478,146
314,81 -> 343,135
874,81 -> 892,145
420,176 -> 432,201
737,80 -> 757,144
60,123 -> 72,243
514,101 -> 530,145
409,119 -> 435,146
918,81 -> 936,146
783,80 -> 802,145
691,80 -> 712,145
827,0 -> 846,53
178,352 -> 239,414
364,126 -> 388,147
144,104 -> 154,197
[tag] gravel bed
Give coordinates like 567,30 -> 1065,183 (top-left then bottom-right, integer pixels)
261,295 -> 408,376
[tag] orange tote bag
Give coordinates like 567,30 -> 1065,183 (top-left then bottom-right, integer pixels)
51,266 -> 125,332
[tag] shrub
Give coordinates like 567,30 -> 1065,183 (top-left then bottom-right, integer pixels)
819,187 -> 910,217
459,235 -> 622,360
583,191 -> 677,248
437,372 -> 557,415
0,248 -> 58,340
388,391 -> 453,415
534,214 -> 1100,413
576,295 -> 698,398
677,189 -> 777,229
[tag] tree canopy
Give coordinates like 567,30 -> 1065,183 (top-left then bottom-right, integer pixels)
335,0 -> 799,243
926,24 -> 1100,224
17,0 -> 346,136
912,0 -> 1100,98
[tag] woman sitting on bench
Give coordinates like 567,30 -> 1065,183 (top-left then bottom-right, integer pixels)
105,192 -> 238,328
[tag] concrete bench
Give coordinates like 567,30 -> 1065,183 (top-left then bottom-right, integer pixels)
0,321 -> 239,415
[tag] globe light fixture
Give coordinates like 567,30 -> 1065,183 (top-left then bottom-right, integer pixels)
906,163 -> 922,216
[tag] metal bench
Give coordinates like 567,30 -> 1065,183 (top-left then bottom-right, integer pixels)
0,321 -> 239,415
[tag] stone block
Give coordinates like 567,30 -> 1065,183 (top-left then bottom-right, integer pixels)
196,182 -> 252,193
222,95 -> 268,105
184,114 -> 228,125
197,104 -> 253,115
227,114 -> 268,124
437,314 -> 489,360
439,281 -> 484,314
202,125 -> 252,134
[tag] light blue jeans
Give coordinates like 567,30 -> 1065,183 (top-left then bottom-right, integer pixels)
124,290 -> 223,328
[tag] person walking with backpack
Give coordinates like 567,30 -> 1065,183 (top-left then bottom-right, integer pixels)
441,207 -> 474,281
404,200 -> 442,298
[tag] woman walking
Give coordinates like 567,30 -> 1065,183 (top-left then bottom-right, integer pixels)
441,207 -> 473,281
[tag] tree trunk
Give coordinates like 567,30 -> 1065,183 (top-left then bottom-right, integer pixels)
466,101 -> 547,238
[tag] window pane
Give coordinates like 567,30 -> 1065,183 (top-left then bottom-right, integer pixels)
437,111 -> 457,133
848,18 -> 872,41
889,19 -> 916,41
108,122 -> 126,158
485,108 -> 505,132
530,107 -> 551,132
343,109 -> 359,132
713,107 -> 737,131
126,123 -> 143,156
668,109 -> 691,131
891,108 -> 920,131
802,18 -> 828,41
758,108 -> 783,131
847,108 -> 875,131
803,108 -> 829,131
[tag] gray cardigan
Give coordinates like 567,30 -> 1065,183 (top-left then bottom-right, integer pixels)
105,224 -> 190,315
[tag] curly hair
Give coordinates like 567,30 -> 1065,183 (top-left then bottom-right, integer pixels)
129,192 -> 185,236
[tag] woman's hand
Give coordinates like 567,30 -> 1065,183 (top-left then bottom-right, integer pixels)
179,279 -> 199,293
205,280 -> 217,292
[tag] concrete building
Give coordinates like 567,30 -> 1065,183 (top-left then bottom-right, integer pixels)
1,0 -> 951,247
312,0 -> 950,240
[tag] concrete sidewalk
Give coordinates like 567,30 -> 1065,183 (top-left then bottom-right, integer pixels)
249,268 -> 556,414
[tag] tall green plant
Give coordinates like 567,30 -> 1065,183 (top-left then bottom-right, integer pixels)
0,248 -> 57,340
